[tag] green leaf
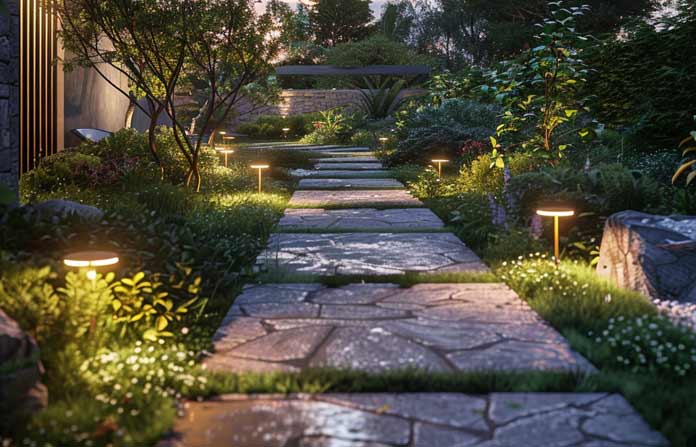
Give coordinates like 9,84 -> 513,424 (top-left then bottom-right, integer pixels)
489,136 -> 498,148
156,315 -> 168,331
564,109 -> 578,118
495,157 -> 505,168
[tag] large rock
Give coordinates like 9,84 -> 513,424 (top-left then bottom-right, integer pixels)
30,199 -> 104,221
597,210 -> 696,303
0,308 -> 48,432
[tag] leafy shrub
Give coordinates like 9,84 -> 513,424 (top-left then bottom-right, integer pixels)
236,113 -> 320,139
450,192 -> 495,250
457,152 -> 540,195
20,151 -> 102,201
300,109 -> 350,145
386,99 -> 500,166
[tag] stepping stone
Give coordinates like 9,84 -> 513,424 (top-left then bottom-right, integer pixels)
205,283 -> 592,374
317,146 -> 372,152
256,233 -> 488,275
289,190 -> 422,208
162,393 -> 668,447
314,156 -> 379,162
298,178 -> 404,190
315,162 -> 384,170
278,208 -> 445,231
291,169 -> 390,178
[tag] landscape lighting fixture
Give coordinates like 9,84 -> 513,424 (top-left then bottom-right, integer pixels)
64,250 -> 119,280
282,127 -> 291,139
216,148 -> 235,167
251,164 -> 270,193
431,159 -> 449,177
536,207 -> 575,265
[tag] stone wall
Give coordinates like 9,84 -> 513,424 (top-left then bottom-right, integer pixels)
0,1 -> 19,193
232,88 -> 426,127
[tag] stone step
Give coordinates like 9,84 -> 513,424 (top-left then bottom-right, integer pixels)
298,178 -> 404,190
317,146 -> 372,153
205,283 -> 593,374
256,233 -> 488,275
162,393 -> 668,447
288,190 -> 421,208
291,169 -> 390,178
313,156 -> 379,163
279,208 -> 445,231
315,162 -> 384,170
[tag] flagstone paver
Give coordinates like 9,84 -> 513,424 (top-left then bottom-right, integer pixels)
291,169 -> 391,178
316,162 -> 384,170
256,233 -> 487,275
278,208 -> 445,231
205,283 -> 592,373
314,156 -> 379,163
289,190 -> 422,207
299,178 -> 404,190
162,393 -> 668,447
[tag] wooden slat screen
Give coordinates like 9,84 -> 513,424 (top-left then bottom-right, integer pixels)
20,0 -> 58,174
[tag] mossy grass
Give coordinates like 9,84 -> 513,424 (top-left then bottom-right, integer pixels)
254,271 -> 499,287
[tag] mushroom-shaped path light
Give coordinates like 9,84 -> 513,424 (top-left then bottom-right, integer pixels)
251,164 -> 270,193
431,159 -> 449,177
282,127 -> 291,139
536,207 -> 575,265
64,250 -> 119,280
216,148 -> 235,168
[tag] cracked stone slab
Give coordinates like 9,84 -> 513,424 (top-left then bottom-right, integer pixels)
299,178 -> 404,190
279,208 -> 445,231
289,190 -> 421,208
315,162 -> 384,170
162,393 -> 668,447
205,283 -> 592,374
291,169 -> 390,178
257,233 -> 486,275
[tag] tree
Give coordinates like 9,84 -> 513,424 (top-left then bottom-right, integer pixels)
58,0 -> 280,191
309,0 -> 374,47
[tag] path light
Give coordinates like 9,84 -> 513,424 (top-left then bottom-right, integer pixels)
536,207 -> 575,265
251,164 -> 270,193
431,158 -> 449,177
216,148 -> 235,168
379,137 -> 389,148
64,250 -> 119,280
282,127 -> 290,139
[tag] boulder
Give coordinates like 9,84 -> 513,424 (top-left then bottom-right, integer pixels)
0,308 -> 48,432
30,199 -> 104,221
597,210 -> 696,303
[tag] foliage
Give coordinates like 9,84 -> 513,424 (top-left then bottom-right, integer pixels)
299,109 -> 350,144
673,122 -> 696,187
589,315 -> 696,378
309,0 -> 373,47
236,113 -> 321,139
358,76 -> 407,119
386,99 -> 500,165
585,5 -> 696,148
487,2 -> 596,162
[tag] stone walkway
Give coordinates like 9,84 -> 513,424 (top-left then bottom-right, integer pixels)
169,145 -> 668,446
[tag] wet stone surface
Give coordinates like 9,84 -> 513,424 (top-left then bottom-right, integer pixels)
278,208 -> 445,231
314,156 -> 379,163
205,283 -> 592,374
162,393 -> 668,447
289,190 -> 422,208
256,233 -> 487,275
291,169 -> 391,178
315,162 -> 384,170
298,178 -> 405,190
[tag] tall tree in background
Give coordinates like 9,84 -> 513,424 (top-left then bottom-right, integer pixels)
310,0 -> 373,47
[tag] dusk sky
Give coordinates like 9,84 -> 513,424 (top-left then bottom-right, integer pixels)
255,0 -> 390,18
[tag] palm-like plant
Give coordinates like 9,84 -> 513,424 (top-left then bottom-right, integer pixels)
358,76 -> 406,119
673,119 -> 696,186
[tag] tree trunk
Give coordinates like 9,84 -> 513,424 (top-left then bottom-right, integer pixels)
147,100 -> 165,180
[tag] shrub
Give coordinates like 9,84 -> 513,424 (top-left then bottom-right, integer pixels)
386,99 -> 500,166
457,152 -> 540,195
236,113 -> 320,139
20,151 -> 102,201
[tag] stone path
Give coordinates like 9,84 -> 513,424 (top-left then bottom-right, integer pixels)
170,145 -> 668,445
163,393 -> 668,447
279,208 -> 445,231
299,178 -> 404,189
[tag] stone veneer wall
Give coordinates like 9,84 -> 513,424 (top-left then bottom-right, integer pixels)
232,88 -> 426,127
0,1 -> 19,192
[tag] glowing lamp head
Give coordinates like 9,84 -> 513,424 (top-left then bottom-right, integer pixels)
282,127 -> 290,132
536,208 -> 575,217
251,164 -> 270,170
64,250 -> 119,279
216,148 -> 235,154
379,137 -> 389,142
431,159 -> 449,163
218,131 -> 227,135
